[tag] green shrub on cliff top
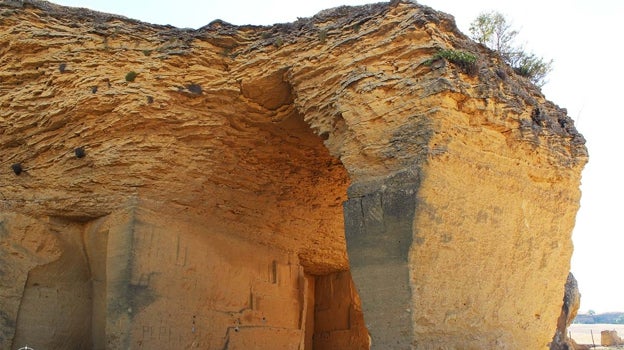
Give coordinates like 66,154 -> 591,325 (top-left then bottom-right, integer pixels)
426,49 -> 478,75
469,11 -> 552,87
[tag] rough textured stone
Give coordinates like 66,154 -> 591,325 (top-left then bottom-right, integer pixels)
550,273 -> 581,350
0,1 -> 587,349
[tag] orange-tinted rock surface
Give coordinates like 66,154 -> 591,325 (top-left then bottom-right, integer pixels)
0,1 -> 587,349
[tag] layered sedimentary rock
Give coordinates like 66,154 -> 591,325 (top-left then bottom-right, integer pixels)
0,0 -> 587,349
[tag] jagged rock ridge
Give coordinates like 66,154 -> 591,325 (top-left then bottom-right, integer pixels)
0,1 -> 586,349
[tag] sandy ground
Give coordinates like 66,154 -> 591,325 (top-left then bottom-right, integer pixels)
569,324 -> 624,348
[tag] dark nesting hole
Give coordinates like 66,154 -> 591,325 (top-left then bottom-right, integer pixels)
11,163 -> 22,175
186,84 -> 202,95
74,147 -> 86,158
531,107 -> 545,125
91,86 -> 98,94
59,63 -> 66,73
147,96 -> 154,104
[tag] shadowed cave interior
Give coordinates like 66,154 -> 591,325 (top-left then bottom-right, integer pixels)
9,106 -> 373,349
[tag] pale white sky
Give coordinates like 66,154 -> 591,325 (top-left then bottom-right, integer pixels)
48,0 -> 623,313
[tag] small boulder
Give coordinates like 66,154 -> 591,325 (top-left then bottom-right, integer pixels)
601,330 -> 624,346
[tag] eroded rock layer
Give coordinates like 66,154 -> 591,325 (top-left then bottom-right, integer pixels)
0,1 -> 586,349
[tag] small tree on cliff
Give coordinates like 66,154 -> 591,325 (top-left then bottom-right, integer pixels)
469,11 -> 552,87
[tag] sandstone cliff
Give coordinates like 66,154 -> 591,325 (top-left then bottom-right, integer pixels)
0,1 -> 587,349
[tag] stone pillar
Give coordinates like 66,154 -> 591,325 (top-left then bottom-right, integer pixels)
84,208 -> 137,350
344,174 -> 419,349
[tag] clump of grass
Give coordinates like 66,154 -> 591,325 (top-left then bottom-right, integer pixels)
125,71 -> 138,82
274,37 -> 283,48
426,49 -> 478,75
435,49 -> 477,65
142,49 -> 152,56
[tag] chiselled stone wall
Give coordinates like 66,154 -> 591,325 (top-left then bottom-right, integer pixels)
1,206 -> 368,349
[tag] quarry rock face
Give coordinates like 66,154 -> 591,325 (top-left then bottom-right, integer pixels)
0,1 -> 587,349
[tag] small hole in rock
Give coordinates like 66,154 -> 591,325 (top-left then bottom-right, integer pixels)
74,147 -> 86,158
11,163 -> 22,175
186,84 -> 202,95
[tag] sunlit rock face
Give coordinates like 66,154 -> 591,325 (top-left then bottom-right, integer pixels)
0,1 -> 586,349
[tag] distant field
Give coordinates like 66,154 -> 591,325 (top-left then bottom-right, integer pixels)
569,324 -> 624,346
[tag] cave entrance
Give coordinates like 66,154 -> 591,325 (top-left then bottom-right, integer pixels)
5,74 -> 374,350
235,64 -> 379,347
235,60 -> 422,347
245,108 -> 370,349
